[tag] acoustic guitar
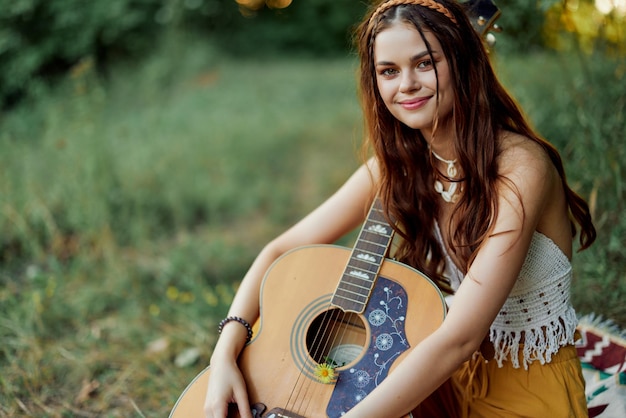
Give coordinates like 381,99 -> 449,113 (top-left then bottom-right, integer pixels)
169,199 -> 446,418
170,2 -> 502,416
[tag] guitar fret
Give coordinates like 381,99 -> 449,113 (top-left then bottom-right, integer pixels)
359,234 -> 389,245
346,268 -> 373,281
346,258 -> 380,273
354,251 -> 379,263
362,225 -> 391,238
333,288 -> 368,304
363,219 -> 389,227
349,258 -> 379,269
367,208 -> 386,219
337,280 -> 370,293
360,238 -> 391,248
346,264 -> 377,276
331,296 -> 365,313
360,231 -> 391,241
342,270 -> 372,282
334,291 -> 367,303
357,240 -> 388,254
363,219 -> 391,229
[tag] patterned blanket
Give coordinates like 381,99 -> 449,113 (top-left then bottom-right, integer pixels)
576,315 -> 626,418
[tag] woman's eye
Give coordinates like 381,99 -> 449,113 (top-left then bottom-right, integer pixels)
380,68 -> 398,77
417,59 -> 433,69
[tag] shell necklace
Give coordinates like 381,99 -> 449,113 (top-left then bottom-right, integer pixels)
431,149 -> 459,203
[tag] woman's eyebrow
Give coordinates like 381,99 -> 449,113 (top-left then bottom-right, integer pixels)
375,50 -> 434,67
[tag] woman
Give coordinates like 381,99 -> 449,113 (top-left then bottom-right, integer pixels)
204,0 -> 596,417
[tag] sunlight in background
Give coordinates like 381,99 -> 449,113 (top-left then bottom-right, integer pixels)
550,0 -> 626,52
595,0 -> 626,14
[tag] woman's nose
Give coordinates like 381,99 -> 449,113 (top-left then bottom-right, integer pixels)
399,70 -> 420,93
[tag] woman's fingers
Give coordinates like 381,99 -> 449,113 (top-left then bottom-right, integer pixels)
233,386 -> 253,418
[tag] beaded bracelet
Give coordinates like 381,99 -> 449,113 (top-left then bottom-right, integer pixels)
218,316 -> 253,343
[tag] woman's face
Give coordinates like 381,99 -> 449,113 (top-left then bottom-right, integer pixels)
374,22 -> 454,138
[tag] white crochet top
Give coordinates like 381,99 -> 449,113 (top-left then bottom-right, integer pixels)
435,225 -> 579,369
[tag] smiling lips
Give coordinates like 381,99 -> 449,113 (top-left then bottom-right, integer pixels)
399,96 -> 431,110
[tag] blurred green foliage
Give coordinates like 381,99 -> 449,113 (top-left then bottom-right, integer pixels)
493,0 -> 553,52
0,0 -> 162,105
5,0 -> 622,107
0,0 -> 366,107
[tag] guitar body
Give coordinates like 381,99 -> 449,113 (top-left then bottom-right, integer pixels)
170,244 -> 446,418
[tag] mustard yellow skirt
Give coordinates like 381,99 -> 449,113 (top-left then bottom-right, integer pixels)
413,345 -> 588,418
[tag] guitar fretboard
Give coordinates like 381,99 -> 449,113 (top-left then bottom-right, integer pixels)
331,199 -> 394,313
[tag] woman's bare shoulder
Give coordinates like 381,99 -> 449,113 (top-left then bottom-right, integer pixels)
497,131 -> 554,181
496,132 -> 571,256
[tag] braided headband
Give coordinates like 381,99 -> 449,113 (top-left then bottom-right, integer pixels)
369,0 -> 458,26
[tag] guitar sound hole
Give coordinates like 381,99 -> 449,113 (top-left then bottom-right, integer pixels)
305,309 -> 366,368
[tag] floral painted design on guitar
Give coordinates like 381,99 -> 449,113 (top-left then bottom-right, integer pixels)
326,276 -> 410,417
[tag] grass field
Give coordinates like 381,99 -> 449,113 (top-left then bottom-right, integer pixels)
0,38 -> 624,416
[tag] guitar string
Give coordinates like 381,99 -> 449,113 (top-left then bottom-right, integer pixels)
277,287 -> 337,414
301,305 -> 345,416
315,307 -> 354,415
281,310 -> 321,415
305,305 -> 351,415
283,268 -> 369,415
304,306 -> 357,416
283,302 -> 338,416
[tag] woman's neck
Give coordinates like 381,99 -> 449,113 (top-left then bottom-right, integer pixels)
426,136 -> 456,161
422,122 -> 456,160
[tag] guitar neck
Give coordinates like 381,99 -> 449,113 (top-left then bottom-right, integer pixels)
463,0 -> 502,39
331,198 -> 395,313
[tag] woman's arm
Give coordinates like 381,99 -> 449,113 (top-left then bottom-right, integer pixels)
342,138 -> 567,418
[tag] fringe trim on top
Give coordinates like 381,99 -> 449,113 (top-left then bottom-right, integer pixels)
490,306 -> 579,370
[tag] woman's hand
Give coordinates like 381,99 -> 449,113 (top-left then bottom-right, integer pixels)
203,358 -> 253,418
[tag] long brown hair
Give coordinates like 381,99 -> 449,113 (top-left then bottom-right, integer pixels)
355,0 -> 596,289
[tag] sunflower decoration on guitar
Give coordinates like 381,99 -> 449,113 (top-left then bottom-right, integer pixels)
315,362 -> 338,385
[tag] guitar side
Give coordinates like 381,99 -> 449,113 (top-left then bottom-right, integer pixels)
170,244 -> 446,418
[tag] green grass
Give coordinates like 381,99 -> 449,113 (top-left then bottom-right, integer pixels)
0,38 -> 624,416
0,42 -> 363,416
